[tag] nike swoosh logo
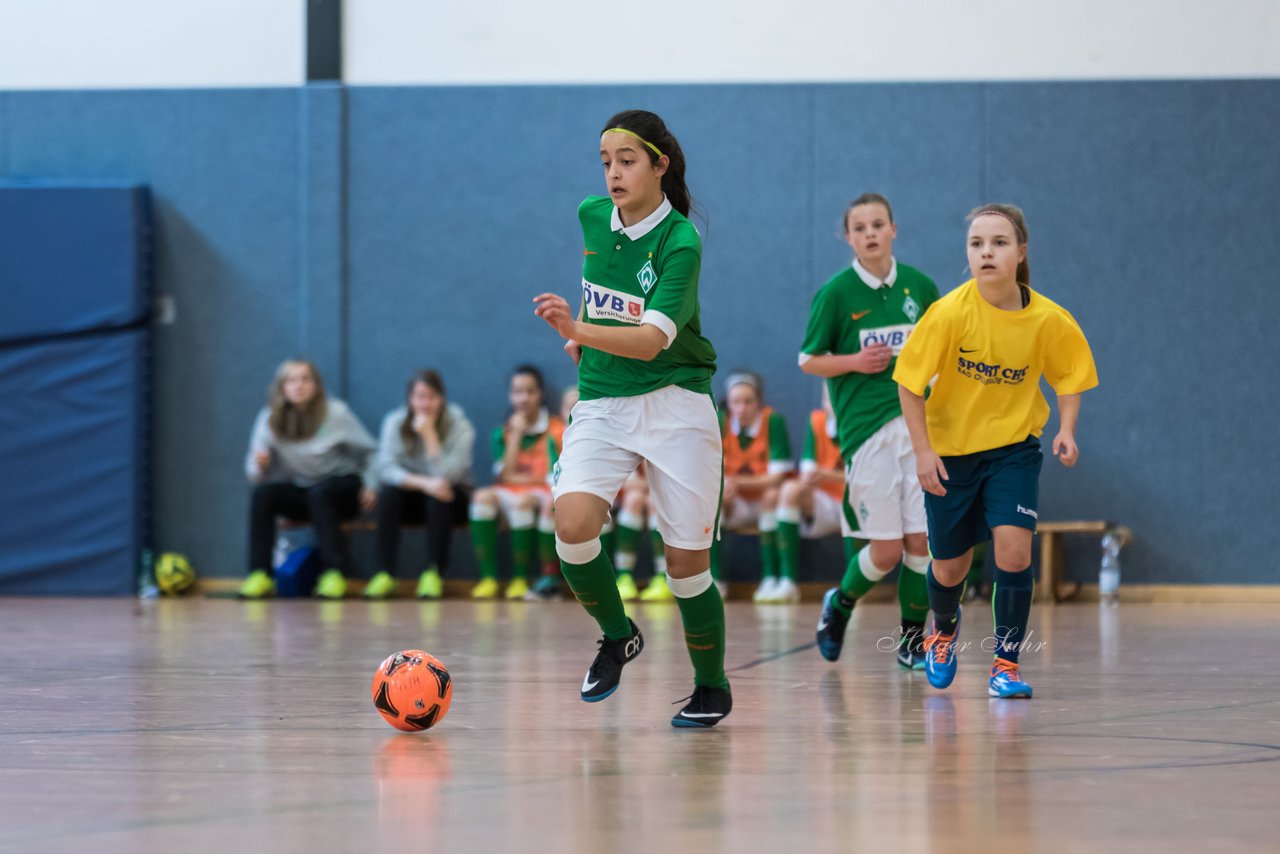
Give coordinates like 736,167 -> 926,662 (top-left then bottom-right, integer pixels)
679,711 -> 724,719
817,617 -> 830,630
960,348 -> 978,353
584,249 -> 598,255
851,310 -> 871,321
582,675 -> 599,692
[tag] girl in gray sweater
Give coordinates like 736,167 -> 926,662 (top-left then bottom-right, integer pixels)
241,359 -> 377,599
367,370 -> 476,599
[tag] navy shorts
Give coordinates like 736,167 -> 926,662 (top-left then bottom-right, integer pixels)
924,436 -> 1043,560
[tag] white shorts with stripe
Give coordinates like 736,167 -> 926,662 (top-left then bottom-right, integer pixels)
551,385 -> 722,550
845,415 -> 928,541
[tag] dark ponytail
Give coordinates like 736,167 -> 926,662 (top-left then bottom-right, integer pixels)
967,203 -> 1030,286
602,110 -> 697,220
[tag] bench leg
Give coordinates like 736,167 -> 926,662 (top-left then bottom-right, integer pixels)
1036,532 -> 1060,603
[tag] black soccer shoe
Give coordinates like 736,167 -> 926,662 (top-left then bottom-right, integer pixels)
580,618 -> 644,702
671,684 -> 733,728
816,588 -> 853,662
897,624 -> 928,671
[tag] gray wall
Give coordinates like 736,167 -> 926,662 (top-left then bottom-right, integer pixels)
1,80 -> 1275,584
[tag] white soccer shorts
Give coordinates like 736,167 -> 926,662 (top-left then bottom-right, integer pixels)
552,385 -> 722,550
844,415 -> 928,541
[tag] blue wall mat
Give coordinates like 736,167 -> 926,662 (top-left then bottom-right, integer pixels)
0,182 -> 151,342
0,331 -> 148,594
1,80 -> 1276,585
2,89 -> 304,582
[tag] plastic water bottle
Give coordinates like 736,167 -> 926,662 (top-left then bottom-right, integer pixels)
137,547 -> 159,599
1099,532 -> 1121,605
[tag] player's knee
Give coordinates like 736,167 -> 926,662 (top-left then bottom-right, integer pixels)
779,479 -> 803,505
760,486 -> 780,509
869,538 -> 905,569
994,546 -> 1031,572
469,492 -> 498,520
554,512 -> 602,544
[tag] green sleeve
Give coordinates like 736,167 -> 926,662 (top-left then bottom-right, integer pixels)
490,426 -> 506,464
801,421 -> 816,462
767,412 -> 792,460
646,245 -> 701,331
800,286 -> 838,355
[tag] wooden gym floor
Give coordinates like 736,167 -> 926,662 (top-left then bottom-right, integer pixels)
1,597 -> 1277,853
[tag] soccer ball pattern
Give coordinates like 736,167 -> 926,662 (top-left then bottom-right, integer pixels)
371,650 -> 453,732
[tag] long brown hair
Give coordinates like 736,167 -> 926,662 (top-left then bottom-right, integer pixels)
267,359 -> 327,440
399,369 -> 450,451
967,203 -> 1030,285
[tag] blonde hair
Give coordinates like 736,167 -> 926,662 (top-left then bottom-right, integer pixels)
267,359 -> 328,440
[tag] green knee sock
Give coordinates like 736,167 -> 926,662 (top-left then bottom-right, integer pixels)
615,515 -> 642,574
759,526 -> 779,580
777,518 -> 800,581
537,528 -> 558,575
842,536 -> 864,568
674,581 -> 729,690
837,546 -> 890,613
470,517 -> 499,580
560,546 -> 631,640
897,562 -> 931,623
599,519 -> 616,568
511,526 -> 536,580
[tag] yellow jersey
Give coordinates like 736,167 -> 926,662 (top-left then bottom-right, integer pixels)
892,279 -> 1097,456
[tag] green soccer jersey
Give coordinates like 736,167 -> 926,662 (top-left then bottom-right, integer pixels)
799,260 -> 939,460
576,196 -> 716,400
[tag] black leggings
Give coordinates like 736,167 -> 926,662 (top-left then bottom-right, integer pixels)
249,475 -> 362,574
376,484 -> 471,576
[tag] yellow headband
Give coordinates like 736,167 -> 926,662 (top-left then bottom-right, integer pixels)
603,127 -> 665,159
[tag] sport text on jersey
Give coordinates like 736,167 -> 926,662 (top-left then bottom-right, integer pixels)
956,348 -> 1029,386
858,324 -> 915,355
582,279 -> 644,325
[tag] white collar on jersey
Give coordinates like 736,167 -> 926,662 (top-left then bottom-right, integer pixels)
611,195 -> 673,241
521,408 -> 550,436
852,257 -> 898,290
729,411 -> 765,439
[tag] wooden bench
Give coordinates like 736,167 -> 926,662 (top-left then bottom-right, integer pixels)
1037,521 -> 1132,602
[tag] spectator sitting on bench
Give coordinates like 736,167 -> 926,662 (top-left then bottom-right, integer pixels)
366,369 -> 476,600
715,371 -> 794,600
468,364 -> 564,600
241,359 -> 377,600
771,386 -> 849,604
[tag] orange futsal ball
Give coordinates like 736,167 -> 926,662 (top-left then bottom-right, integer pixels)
371,650 -> 453,732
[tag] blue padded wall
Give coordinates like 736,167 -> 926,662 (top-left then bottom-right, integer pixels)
0,331 -> 149,594
0,183 -> 151,342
